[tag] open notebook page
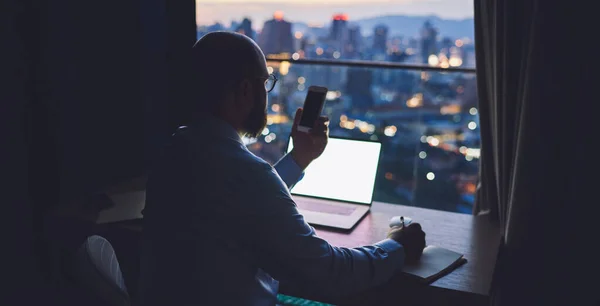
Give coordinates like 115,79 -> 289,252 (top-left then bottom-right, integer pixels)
401,245 -> 466,282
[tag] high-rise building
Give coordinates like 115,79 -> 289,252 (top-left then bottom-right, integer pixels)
389,51 -> 408,62
330,14 -> 349,42
230,21 -> 240,31
346,68 -> 374,110
197,23 -> 225,40
345,26 -> 362,59
236,18 -> 254,40
373,24 -> 388,53
257,12 -> 294,55
420,21 -> 438,64
328,14 -> 349,57
441,37 -> 454,51
459,43 -> 475,68
207,22 -> 224,32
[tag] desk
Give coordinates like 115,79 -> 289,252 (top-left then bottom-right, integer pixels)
321,202 -> 499,296
282,202 -> 501,306
101,198 -> 500,306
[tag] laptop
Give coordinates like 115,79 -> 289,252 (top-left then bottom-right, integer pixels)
286,136 -> 382,230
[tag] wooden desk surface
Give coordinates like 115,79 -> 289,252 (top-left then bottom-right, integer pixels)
314,202 -> 501,297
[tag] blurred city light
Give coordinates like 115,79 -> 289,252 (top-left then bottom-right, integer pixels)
279,61 -> 290,75
428,54 -> 439,66
406,93 -> 423,108
384,125 -> 397,137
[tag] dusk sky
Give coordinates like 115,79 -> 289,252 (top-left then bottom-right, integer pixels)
196,0 -> 474,28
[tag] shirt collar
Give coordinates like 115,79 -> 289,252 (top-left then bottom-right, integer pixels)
191,114 -> 245,146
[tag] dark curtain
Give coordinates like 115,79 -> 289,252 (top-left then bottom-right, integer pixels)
1,0 -> 45,303
2,0 -> 195,302
165,0 -> 197,131
472,0 -> 537,223
474,1 -> 598,305
143,0 -> 196,164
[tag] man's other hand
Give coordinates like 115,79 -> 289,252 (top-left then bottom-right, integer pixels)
290,108 -> 329,170
387,223 -> 426,264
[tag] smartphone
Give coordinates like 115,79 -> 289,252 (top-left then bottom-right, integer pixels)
297,85 -> 328,133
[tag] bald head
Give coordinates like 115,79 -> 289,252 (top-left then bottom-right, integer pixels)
190,31 -> 267,115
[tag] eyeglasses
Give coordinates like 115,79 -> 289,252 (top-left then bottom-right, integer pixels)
262,74 -> 278,93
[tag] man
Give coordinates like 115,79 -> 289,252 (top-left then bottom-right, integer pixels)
139,31 -> 426,306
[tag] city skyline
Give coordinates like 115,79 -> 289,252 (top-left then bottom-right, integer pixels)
195,0 -> 479,213
196,0 -> 474,28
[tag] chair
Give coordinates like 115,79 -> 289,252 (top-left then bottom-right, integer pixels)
70,235 -> 130,306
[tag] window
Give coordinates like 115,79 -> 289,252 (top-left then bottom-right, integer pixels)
196,0 -> 478,214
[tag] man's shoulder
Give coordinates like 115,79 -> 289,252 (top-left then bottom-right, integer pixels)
229,151 -> 279,187
163,126 -> 275,175
238,149 -> 272,169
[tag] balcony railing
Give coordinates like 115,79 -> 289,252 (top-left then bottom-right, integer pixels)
248,58 -> 479,214
266,57 -> 477,73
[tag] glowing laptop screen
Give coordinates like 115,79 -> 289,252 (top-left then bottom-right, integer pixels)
286,137 -> 381,205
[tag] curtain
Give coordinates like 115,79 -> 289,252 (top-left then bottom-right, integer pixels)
1,0 -> 47,303
475,1 -> 597,305
473,0 -> 540,227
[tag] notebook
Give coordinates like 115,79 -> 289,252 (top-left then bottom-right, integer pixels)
401,246 -> 467,284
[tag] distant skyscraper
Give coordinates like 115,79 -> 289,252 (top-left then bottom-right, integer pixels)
206,22 -> 225,33
257,12 -> 294,55
197,23 -> 225,40
345,26 -> 362,59
329,14 -> 349,57
441,37 -> 453,51
330,14 -> 349,41
230,21 -> 240,31
420,21 -> 438,64
373,24 -> 388,53
389,51 -> 408,62
236,18 -> 254,40
346,68 -> 374,110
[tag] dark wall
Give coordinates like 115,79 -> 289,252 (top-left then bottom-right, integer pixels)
165,0 -> 197,130
2,0 -> 195,302
42,0 -> 144,199
2,0 -> 45,303
30,0 -> 194,207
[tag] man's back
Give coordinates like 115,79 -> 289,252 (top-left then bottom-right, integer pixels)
140,118 -> 280,305
139,116 -> 406,306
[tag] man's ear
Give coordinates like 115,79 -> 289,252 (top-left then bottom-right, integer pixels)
239,79 -> 252,99
236,79 -> 253,110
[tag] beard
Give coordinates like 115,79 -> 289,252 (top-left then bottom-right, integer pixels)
242,93 -> 267,138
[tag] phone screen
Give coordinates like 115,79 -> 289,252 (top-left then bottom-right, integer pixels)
299,90 -> 326,128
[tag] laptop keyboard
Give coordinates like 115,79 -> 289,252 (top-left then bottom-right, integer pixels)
296,198 -> 356,216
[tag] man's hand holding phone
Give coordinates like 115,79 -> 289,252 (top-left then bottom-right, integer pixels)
290,108 -> 329,170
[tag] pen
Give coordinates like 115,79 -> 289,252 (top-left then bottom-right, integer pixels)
400,216 -> 404,227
